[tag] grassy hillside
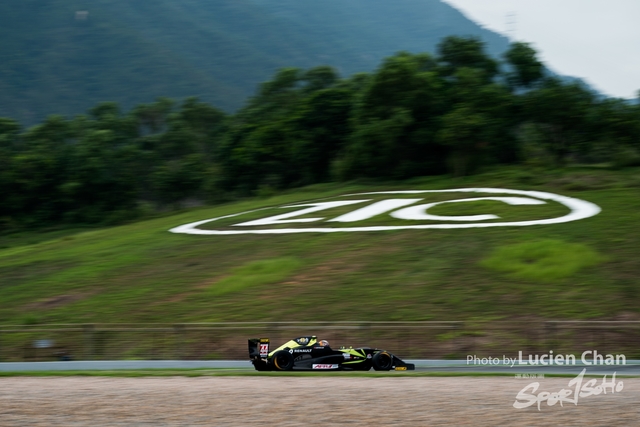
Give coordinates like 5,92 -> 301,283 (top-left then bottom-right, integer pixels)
1,167 -> 639,326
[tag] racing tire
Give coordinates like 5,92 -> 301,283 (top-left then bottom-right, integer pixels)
372,351 -> 393,371
272,350 -> 294,371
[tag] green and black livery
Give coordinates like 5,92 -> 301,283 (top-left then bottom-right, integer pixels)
248,335 -> 415,371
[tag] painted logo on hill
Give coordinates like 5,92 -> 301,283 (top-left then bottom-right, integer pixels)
169,188 -> 601,235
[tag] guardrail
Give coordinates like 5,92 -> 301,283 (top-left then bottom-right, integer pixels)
0,321 -> 639,362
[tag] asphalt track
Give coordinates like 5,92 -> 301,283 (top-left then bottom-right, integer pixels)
1,360 -> 639,375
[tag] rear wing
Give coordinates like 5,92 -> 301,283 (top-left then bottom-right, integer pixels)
248,338 -> 270,360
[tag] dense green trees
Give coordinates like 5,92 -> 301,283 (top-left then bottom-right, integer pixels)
504,42 -> 544,89
339,52 -> 444,179
0,37 -> 638,231
219,66 -> 355,191
522,78 -> 596,165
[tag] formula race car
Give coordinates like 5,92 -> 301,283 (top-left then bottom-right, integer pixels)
248,335 -> 415,371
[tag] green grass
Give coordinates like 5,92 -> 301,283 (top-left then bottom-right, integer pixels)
209,257 -> 303,296
480,239 -> 605,282
1,166 -> 640,328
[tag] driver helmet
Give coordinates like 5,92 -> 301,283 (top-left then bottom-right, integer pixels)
319,340 -> 330,347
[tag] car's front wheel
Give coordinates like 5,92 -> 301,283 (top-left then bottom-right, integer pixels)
372,351 -> 393,371
272,350 -> 294,371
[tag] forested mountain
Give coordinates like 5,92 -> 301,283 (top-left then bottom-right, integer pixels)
0,0 -> 510,125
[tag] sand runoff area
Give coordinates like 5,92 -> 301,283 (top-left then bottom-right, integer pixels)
1,376 -> 639,426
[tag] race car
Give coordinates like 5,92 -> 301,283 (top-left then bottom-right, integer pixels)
248,335 -> 415,371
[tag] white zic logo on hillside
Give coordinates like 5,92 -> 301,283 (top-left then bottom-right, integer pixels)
169,188 -> 601,235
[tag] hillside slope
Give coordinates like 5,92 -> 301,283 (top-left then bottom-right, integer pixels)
1,168 -> 639,326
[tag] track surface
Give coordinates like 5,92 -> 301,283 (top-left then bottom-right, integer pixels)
1,376 -> 638,426
2,360 -> 640,375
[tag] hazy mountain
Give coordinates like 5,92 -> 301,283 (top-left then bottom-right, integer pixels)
0,0 -> 511,125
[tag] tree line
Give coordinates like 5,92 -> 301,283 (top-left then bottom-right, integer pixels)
1,37 -> 639,230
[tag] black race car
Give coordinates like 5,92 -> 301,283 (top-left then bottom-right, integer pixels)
248,335 -> 415,371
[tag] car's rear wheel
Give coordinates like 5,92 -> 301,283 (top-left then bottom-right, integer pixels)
272,350 -> 294,371
372,351 -> 393,371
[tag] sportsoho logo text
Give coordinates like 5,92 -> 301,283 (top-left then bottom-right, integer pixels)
169,188 -> 601,235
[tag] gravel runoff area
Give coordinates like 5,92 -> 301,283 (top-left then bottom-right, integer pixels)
1,376 -> 638,426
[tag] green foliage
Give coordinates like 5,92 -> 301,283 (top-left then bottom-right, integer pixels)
219,65 -> 356,192
341,108 -> 415,179
20,314 -> 41,326
338,52 -> 447,179
480,239 -> 605,282
208,257 -> 303,296
523,78 -> 596,165
436,105 -> 489,176
504,42 -> 544,88
437,36 -> 499,82
1,35 -> 639,231
612,147 -> 640,169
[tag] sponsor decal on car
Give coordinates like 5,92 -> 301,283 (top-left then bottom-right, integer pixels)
293,349 -> 312,353
169,188 -> 601,235
259,343 -> 269,357
312,364 -> 339,369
